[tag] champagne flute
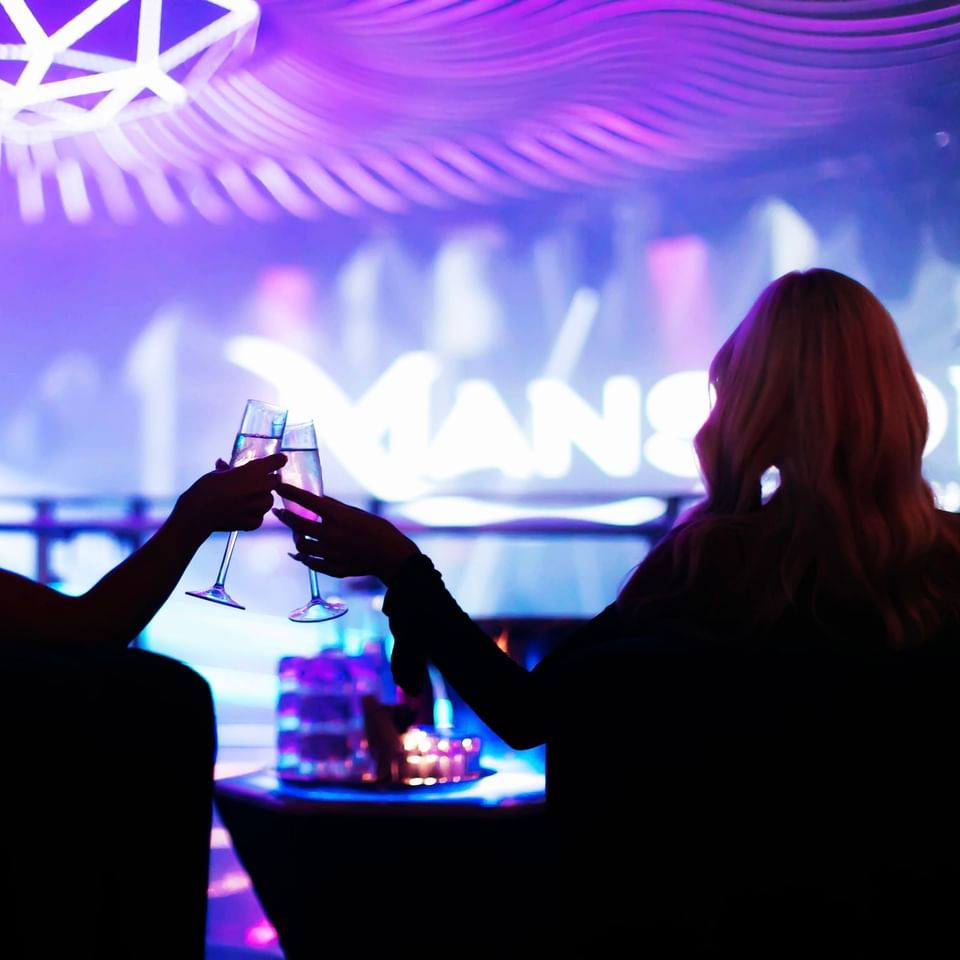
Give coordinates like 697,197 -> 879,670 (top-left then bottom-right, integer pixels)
280,421 -> 348,622
187,399 -> 288,609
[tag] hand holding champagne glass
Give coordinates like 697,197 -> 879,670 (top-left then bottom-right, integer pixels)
186,399 -> 288,609
279,421 -> 347,622
274,486 -> 424,690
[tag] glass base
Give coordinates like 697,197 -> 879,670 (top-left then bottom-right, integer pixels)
289,598 -> 348,623
186,585 -> 245,610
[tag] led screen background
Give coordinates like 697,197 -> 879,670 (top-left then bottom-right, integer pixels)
2,188 -> 960,505
2,0 -> 960,712
4,0 -> 960,509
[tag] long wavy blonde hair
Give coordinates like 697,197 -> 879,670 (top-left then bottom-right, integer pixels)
619,268 -> 959,646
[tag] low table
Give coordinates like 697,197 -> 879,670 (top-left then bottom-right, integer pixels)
215,762 -> 547,958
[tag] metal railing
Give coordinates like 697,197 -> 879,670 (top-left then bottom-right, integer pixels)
0,493 -> 696,586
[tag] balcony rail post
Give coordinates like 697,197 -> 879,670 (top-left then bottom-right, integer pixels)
35,499 -> 56,587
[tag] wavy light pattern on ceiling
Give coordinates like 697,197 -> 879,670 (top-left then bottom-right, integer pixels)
1,0 -> 959,223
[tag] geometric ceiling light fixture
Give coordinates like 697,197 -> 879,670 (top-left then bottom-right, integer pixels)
0,0 -> 259,144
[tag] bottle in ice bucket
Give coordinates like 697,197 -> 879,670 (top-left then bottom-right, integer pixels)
276,648 -> 385,783
275,577 -> 402,783
276,577 -> 458,784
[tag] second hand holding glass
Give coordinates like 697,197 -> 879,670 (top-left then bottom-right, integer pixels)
280,421 -> 348,623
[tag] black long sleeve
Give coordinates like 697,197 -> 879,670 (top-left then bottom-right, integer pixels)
383,553 -> 624,749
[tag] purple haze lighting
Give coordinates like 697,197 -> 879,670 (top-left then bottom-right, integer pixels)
647,235 -> 717,368
1,1 -> 959,223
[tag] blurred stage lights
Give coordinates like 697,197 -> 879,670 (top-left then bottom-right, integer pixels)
0,0 -> 259,143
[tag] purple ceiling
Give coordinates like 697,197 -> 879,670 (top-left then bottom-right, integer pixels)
2,0 -> 960,224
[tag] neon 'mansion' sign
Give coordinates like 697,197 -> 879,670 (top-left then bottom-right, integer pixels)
226,336 -> 960,504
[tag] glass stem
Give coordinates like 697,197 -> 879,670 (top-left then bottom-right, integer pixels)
308,567 -> 323,603
214,531 -> 240,589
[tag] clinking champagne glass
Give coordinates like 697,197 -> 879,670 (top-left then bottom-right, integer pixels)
280,421 -> 348,623
186,399 -> 288,610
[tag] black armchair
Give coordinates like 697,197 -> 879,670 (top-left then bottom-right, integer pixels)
545,639 -> 960,954
0,645 -> 216,960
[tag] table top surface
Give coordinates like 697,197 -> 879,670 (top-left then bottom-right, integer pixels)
215,758 -> 546,817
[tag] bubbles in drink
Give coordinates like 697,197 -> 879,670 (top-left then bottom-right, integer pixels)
231,433 -> 281,467
281,448 -> 323,519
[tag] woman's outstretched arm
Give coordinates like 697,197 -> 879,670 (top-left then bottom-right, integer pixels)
275,486 -> 622,749
0,455 -> 285,653
381,553 -> 547,749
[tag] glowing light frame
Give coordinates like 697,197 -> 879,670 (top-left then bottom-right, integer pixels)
224,336 -> 959,501
0,0 -> 259,143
